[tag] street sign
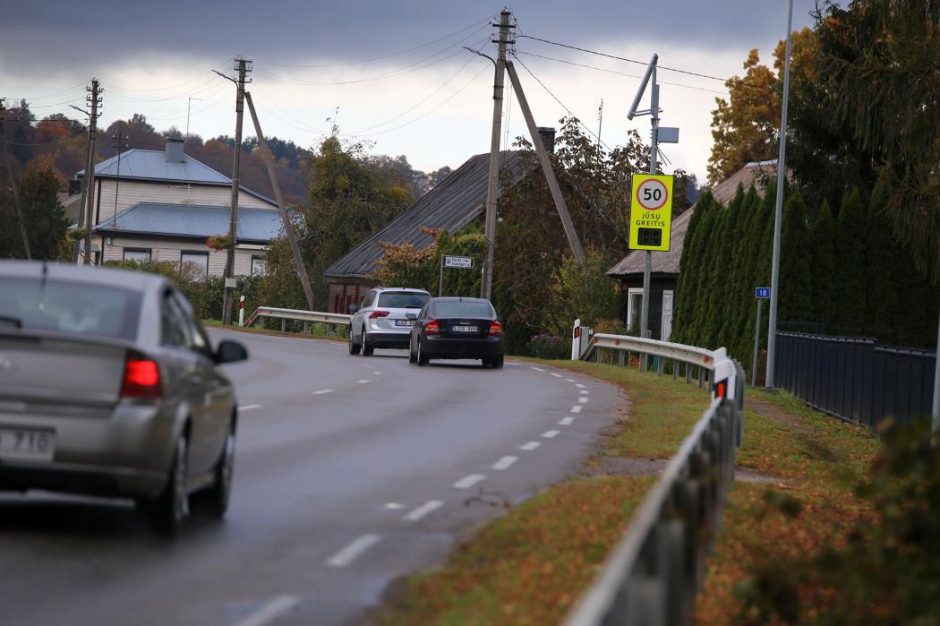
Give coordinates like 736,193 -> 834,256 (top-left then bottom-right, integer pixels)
444,255 -> 473,269
755,287 -> 770,299
628,174 -> 673,252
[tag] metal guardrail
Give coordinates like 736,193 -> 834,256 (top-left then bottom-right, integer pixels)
567,332 -> 745,626
245,306 -> 351,332
581,333 -> 721,390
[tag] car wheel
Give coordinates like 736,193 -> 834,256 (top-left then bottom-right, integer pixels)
348,329 -> 361,355
153,433 -> 189,535
361,327 -> 374,356
203,427 -> 235,519
417,340 -> 429,366
408,342 -> 417,364
494,355 -> 504,369
481,357 -> 492,369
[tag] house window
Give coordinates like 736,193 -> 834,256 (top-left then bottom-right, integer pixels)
123,248 -> 151,262
180,251 -> 209,278
626,288 -> 643,335
250,255 -> 266,276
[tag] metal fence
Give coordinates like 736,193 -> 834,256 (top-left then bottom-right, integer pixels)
567,334 -> 745,625
775,332 -> 936,427
245,306 -> 351,333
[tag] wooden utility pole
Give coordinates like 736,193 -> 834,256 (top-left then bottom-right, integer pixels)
0,99 -> 32,260
218,57 -> 251,326
243,90 -> 316,310
481,8 -> 512,301
505,60 -> 584,260
80,78 -> 101,265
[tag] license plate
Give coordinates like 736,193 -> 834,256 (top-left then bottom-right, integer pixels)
452,325 -> 478,333
395,320 -> 415,327
0,427 -> 55,461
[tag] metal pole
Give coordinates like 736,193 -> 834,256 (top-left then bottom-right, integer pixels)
82,78 -> 101,266
751,298 -> 763,386
932,305 -> 939,437
766,0 -> 794,388
639,64 -> 659,369
223,58 -> 250,326
481,8 -> 511,301
438,255 -> 445,297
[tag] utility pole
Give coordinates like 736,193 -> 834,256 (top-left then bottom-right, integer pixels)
243,90 -> 317,311
481,8 -> 512,301
597,99 -> 604,158
81,78 -> 102,266
185,97 -> 202,146
216,57 -> 251,326
0,99 -> 32,260
766,0 -> 794,388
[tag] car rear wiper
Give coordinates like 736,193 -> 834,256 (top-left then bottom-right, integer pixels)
0,315 -> 23,329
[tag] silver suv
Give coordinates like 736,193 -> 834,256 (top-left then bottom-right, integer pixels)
348,287 -> 431,356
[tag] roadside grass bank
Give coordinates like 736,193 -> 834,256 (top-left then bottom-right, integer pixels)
373,359 -> 711,626
202,319 -> 344,342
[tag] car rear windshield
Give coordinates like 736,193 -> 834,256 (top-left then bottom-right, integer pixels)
430,301 -> 494,318
377,291 -> 430,309
0,277 -> 142,341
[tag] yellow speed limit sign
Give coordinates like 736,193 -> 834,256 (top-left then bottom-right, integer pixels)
629,174 -> 673,251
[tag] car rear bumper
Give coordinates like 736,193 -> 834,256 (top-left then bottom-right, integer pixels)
364,331 -> 412,349
422,336 -> 504,359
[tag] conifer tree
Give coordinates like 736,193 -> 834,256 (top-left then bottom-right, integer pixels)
834,188 -> 867,334
810,199 -> 837,331
779,189 -> 813,324
671,191 -> 713,343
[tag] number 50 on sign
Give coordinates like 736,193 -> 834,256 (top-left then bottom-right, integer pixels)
629,174 -> 674,252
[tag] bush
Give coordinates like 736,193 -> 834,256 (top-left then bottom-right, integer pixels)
526,333 -> 570,360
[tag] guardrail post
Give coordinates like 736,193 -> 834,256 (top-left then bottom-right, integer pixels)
619,350 -> 626,367
657,357 -> 665,376
673,360 -> 678,380
280,319 -> 286,333
697,367 -> 704,389
685,363 -> 691,384
303,322 -> 310,334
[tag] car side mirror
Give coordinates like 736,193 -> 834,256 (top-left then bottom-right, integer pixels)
214,339 -> 248,364
406,313 -> 417,320
347,303 -> 359,313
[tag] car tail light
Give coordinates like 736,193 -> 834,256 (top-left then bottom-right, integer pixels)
369,310 -> 390,319
426,320 -> 440,335
489,321 -> 503,337
121,352 -> 162,400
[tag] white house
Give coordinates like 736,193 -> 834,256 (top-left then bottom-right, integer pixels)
79,138 -> 282,277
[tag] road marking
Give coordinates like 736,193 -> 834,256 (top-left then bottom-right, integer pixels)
575,383 -> 586,389
453,474 -> 486,489
403,500 -> 443,522
580,389 -> 589,395
326,534 -> 382,567
373,371 -> 382,376
579,397 -> 589,403
531,367 -> 545,372
357,379 -> 371,384
520,441 -> 541,451
240,404 -> 261,411
565,378 -> 576,383
550,373 -> 564,378
558,417 -> 574,426
312,389 -> 333,395
570,405 -> 583,413
542,430 -> 560,439
492,455 -> 518,470
384,502 -> 404,510
231,594 -> 299,626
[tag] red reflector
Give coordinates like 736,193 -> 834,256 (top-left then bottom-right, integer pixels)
716,381 -> 727,399
426,320 -> 440,335
574,327 -> 581,338
489,321 -> 503,337
369,310 -> 390,319
122,355 -> 162,399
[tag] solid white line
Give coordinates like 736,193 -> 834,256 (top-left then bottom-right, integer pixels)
542,430 -> 560,439
240,404 -> 261,411
492,455 -> 518,470
312,389 -> 333,395
565,378 -> 576,383
520,441 -> 541,451
453,474 -> 486,489
403,500 -> 443,522
326,534 -> 382,567
231,594 -> 300,626
575,383 -> 586,389
559,417 -> 574,426
531,367 -> 545,372
579,397 -> 589,404
550,373 -> 564,378
570,405 -> 583,413
357,379 -> 371,384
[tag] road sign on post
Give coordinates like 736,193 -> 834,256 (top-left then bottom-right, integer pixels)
439,255 -> 474,296
755,287 -> 771,299
629,174 -> 674,252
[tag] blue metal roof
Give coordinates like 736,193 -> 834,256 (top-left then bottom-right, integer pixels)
93,203 -> 284,243
79,149 -> 233,185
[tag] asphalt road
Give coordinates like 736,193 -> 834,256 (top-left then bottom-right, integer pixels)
0,329 -> 624,626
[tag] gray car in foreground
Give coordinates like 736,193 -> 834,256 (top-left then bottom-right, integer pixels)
0,261 -> 248,534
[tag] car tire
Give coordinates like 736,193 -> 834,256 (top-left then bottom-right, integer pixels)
408,343 -> 417,364
494,355 -> 504,369
202,427 -> 235,519
152,434 -> 189,535
361,327 -> 374,356
417,340 -> 429,366
348,329 -> 361,355
481,357 -> 492,369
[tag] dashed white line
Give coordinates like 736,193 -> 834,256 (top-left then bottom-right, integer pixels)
453,474 -> 486,489
558,417 -> 574,426
357,379 -> 371,384
492,455 -> 518,470
565,378 -> 576,383
542,429 -> 560,439
570,405 -> 583,413
403,500 -> 443,522
580,389 -> 589,395
520,441 -> 541,451
575,383 -> 586,389
578,397 -> 589,404
231,594 -> 300,626
240,404 -> 261,411
373,371 -> 382,376
531,367 -> 545,372
550,373 -> 564,378
312,389 -> 333,395
326,534 -> 382,567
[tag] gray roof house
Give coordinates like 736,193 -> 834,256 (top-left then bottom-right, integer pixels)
79,138 -> 282,277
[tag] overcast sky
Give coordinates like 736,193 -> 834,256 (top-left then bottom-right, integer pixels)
0,1 -> 821,182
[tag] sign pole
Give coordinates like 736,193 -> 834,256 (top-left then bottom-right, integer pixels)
438,255 -> 445,297
752,298 -> 763,386
640,63 -> 659,370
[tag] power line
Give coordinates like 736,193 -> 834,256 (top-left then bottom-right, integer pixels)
517,34 -> 728,82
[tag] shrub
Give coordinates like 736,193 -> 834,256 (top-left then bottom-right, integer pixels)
526,333 -> 570,360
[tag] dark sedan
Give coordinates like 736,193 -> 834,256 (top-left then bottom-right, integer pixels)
408,297 -> 504,368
